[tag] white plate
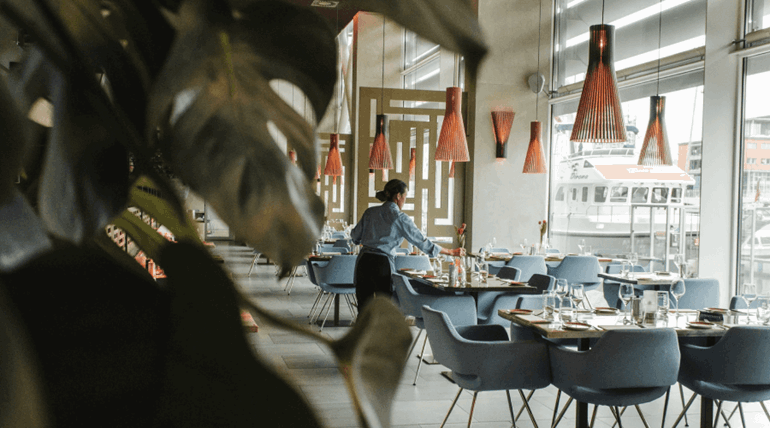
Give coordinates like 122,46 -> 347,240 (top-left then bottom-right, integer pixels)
687,321 -> 714,329
655,271 -> 674,276
594,307 -> 619,315
563,322 -> 591,331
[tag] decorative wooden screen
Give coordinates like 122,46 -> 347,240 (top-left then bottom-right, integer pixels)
357,87 -> 466,246
317,132 -> 353,222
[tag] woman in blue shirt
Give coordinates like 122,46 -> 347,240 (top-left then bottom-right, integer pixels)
350,179 -> 465,308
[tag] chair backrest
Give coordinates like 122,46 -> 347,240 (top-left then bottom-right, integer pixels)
497,266 -> 521,281
668,278 -> 719,309
312,255 -> 357,288
505,256 -> 547,282
681,326 -> 770,385
394,255 -> 432,272
318,247 -> 346,255
548,256 -> 601,287
392,275 -> 476,325
605,263 -> 646,275
546,248 -> 560,254
422,306 -> 551,391
331,232 -> 347,240
729,296 -> 761,309
528,273 -> 555,293
306,260 -> 329,286
552,329 -> 679,390
333,239 -> 351,248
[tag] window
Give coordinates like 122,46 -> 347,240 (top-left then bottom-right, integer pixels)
747,0 -> 770,34
671,188 -> 682,203
594,186 -> 608,203
691,145 -> 701,156
404,32 -> 439,70
610,186 -> 628,203
571,187 -> 578,201
651,187 -> 669,203
582,187 -> 588,202
553,0 -> 707,89
748,158 -> 758,164
555,186 -> 565,201
763,159 -> 770,165
690,159 -> 702,170
631,187 -> 649,203
763,143 -> 770,149
748,143 -> 758,149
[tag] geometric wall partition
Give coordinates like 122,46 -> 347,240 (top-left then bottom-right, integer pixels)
317,132 -> 353,222
357,87 -> 466,246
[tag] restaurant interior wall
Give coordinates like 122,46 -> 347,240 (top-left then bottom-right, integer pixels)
465,0 -> 552,253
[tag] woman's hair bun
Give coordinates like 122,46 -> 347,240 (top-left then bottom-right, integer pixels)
375,190 -> 388,202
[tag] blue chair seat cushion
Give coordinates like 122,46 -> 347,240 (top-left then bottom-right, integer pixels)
558,384 -> 670,407
322,284 -> 356,294
679,379 -> 770,403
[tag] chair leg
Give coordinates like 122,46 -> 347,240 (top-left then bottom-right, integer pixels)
551,390 -> 562,428
634,405 -> 650,428
247,253 -> 260,276
412,333 -> 429,385
721,401 -> 736,428
760,401 -> 770,422
467,391 -> 479,428
737,403 -> 747,428
612,407 -> 624,428
519,389 -> 539,428
713,399 -> 724,428
506,390 -> 516,428
406,328 -> 423,362
680,383 -> 691,427
672,392 -> 698,428
307,290 -> 324,320
320,293 -> 336,331
590,405 -> 598,428
661,387 -> 671,428
440,388 -> 463,428
311,293 -> 332,324
552,395 -> 573,428
515,390 -> 535,423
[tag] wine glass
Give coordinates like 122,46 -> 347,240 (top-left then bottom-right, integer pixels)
491,237 -> 497,248
520,239 -> 528,253
477,259 -> 489,283
619,283 -> 635,325
571,284 -> 585,312
577,239 -> 586,255
674,254 -> 686,277
555,279 -> 569,313
671,279 -> 686,318
742,283 -> 758,324
627,252 -> 638,271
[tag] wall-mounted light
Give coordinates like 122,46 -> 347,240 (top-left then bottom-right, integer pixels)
491,110 -> 514,159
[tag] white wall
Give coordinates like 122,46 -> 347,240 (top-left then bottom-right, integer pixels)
467,0 -> 552,252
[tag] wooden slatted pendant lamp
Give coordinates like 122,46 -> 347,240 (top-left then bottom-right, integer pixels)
408,148 -> 416,181
523,0 -> 547,174
448,161 -> 455,178
324,134 -> 343,183
491,110 -> 514,159
368,17 -> 393,180
570,1 -> 626,144
435,86 -> 470,162
638,1 -> 673,166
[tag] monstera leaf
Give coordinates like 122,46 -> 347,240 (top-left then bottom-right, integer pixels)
147,0 -> 336,270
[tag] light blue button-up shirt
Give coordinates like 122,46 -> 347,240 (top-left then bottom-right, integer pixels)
350,201 -> 441,268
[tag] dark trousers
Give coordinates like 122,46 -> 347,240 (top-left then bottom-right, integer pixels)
354,252 -> 393,310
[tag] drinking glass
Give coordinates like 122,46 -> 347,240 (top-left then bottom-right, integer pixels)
560,301 -> 574,323
520,239 -> 528,253
671,279 -> 686,317
621,261 -> 631,278
555,279 -> 569,311
674,254 -> 686,277
584,245 -> 592,256
619,283 -> 635,325
628,252 -> 638,270
491,237 -> 497,248
571,284 -> 585,311
656,291 -> 669,322
433,258 -> 442,275
542,291 -> 557,321
742,283 -> 758,323
577,239 -> 586,255
478,260 -> 489,283
757,296 -> 770,325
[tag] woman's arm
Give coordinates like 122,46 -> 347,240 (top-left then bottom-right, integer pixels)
396,212 -> 465,257
439,246 -> 466,257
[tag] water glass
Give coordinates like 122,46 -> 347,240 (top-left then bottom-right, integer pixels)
577,239 -> 585,255
742,283 -> 758,323
560,302 -> 574,323
584,245 -> 592,256
543,291 -> 557,320
619,283 -> 635,325
555,279 -> 569,308
656,291 -> 669,322
477,260 -> 489,283
671,279 -> 686,317
571,284 -> 585,310
757,296 -> 770,325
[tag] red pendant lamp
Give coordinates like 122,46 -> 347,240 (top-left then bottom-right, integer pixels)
288,149 -> 297,165
570,24 -> 627,143
369,114 -> 394,173
408,148 -> 416,181
523,121 -> 547,174
324,134 -> 343,183
491,110 -> 515,159
637,96 -> 672,166
448,161 -> 456,178
435,87 -> 470,162
315,165 -> 321,182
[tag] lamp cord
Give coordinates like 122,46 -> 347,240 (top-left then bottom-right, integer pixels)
536,0 -> 543,119
656,0 -> 662,96
601,0 -> 605,24
380,17 -> 385,115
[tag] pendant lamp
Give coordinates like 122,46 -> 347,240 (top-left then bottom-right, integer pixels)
637,96 -> 672,166
435,87 -> 469,162
523,121 -> 547,174
491,110 -> 514,159
369,114 -> 394,172
324,134 -> 343,183
570,24 -> 627,143
408,148 -> 416,181
288,149 -> 297,165
448,161 -> 455,178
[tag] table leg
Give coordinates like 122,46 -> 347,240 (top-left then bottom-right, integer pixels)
576,338 -> 590,428
700,397 -> 713,428
334,294 -> 340,326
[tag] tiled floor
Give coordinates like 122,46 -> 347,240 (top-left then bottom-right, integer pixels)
214,242 -> 770,428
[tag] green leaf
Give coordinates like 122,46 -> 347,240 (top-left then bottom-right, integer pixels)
148,0 -> 336,269
348,0 -> 488,79
0,190 -> 52,272
128,176 -> 200,245
112,210 -> 168,262
331,298 -> 412,428
157,242 -> 322,427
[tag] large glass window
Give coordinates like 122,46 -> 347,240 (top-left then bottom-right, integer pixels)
737,52 -> 770,294
553,0 -> 706,89
748,0 -> 770,33
549,72 -> 703,271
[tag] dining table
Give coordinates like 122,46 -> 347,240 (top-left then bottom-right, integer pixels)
398,268 -> 538,295
499,307 -> 741,428
599,271 -> 683,289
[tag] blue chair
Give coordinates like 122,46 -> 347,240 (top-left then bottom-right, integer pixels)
496,266 -> 521,281
306,259 -> 329,321
515,274 -> 556,310
332,239 -> 352,253
330,232 -> 347,240
311,255 -> 357,331
602,263 -> 647,309
318,246 -> 346,255
546,248 -> 561,254
666,278 -> 720,310
549,329 -> 680,428
476,272 -> 552,327
394,255 -> 432,272
672,327 -> 770,428
422,306 -> 551,428
729,296 -> 761,310
504,255 -> 547,282
548,256 -> 601,308
392,274 -> 476,385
